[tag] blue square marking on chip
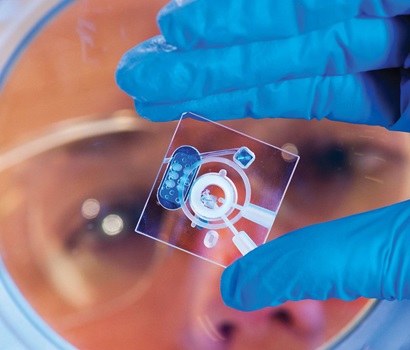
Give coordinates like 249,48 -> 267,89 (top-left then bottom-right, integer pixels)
233,146 -> 255,169
136,112 -> 299,267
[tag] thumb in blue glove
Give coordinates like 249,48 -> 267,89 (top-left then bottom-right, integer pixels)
221,199 -> 410,311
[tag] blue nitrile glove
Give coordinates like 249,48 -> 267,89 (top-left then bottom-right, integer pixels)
116,0 -> 410,307
116,0 -> 410,131
221,200 -> 410,311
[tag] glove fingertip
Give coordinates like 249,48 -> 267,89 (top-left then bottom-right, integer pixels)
134,100 -> 182,122
220,262 -> 244,309
157,1 -> 200,50
115,58 -> 136,97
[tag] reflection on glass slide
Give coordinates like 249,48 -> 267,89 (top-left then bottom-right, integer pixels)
136,113 -> 299,266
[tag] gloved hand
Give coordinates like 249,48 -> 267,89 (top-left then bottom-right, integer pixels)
115,0 -> 410,309
221,200 -> 410,311
116,0 -> 410,131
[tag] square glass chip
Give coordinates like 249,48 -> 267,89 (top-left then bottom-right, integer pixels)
136,113 -> 299,267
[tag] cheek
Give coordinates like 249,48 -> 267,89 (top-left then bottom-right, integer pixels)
321,298 -> 372,342
47,252 -> 193,350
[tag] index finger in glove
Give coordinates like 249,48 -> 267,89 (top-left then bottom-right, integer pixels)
133,69 -> 403,131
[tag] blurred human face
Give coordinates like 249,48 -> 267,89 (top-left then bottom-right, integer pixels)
1,115 -> 410,350
1,1 -> 410,349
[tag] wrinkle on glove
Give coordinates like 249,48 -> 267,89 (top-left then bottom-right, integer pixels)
133,70 -> 401,127
115,0 -> 410,131
220,200 -> 410,311
158,0 -> 410,49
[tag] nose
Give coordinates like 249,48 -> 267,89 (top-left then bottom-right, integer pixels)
183,259 -> 326,350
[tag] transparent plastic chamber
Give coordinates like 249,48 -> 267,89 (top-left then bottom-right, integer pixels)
1,1 -> 410,349
137,113 -> 299,267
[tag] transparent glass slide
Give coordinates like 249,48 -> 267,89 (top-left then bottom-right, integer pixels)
136,113 -> 299,267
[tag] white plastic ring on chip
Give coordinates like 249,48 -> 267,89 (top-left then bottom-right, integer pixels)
189,171 -> 237,220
